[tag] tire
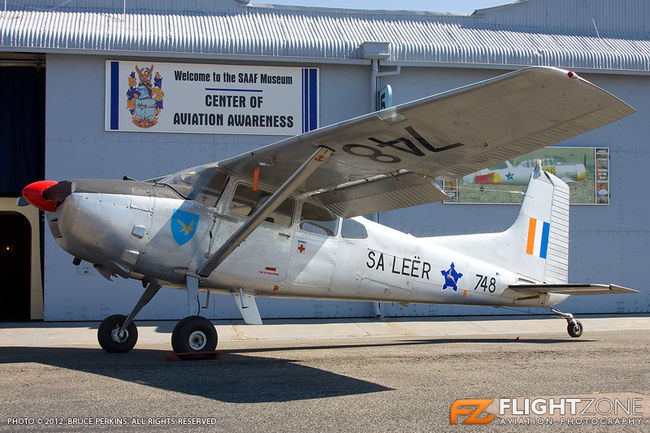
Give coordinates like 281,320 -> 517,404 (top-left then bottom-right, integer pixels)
98,314 -> 138,353
171,316 -> 217,354
567,320 -> 583,338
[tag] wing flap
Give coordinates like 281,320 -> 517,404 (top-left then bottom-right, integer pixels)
510,284 -> 638,296
312,172 -> 448,217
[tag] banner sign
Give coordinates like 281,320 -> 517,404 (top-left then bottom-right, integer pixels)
105,61 -> 318,135
443,147 -> 609,205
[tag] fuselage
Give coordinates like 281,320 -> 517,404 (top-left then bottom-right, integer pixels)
48,178 -> 567,309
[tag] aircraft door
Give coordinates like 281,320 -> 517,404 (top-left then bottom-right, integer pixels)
330,218 -> 368,296
287,202 -> 339,294
209,183 -> 294,283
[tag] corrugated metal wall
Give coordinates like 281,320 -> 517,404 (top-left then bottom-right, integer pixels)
478,0 -> 650,34
2,0 -> 650,72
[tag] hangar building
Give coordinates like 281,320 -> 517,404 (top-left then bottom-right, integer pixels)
1,0 -> 649,320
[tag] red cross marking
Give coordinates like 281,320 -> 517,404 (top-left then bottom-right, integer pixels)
298,244 -> 305,253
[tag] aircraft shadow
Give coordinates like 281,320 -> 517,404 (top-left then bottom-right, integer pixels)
0,346 -> 391,403
221,336 -> 592,355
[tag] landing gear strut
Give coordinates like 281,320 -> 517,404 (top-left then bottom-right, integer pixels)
548,307 -> 583,338
98,277 -> 219,355
97,282 -> 161,353
170,276 -> 219,354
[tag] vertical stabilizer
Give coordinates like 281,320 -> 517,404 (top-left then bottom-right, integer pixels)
509,162 -> 570,283
427,162 -> 570,283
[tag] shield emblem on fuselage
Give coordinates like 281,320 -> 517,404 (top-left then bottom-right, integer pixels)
171,209 -> 199,246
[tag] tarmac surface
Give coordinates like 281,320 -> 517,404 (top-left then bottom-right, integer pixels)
0,315 -> 648,432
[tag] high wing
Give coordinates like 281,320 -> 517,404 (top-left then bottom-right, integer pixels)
219,67 -> 634,217
510,284 -> 638,296
191,66 -> 634,278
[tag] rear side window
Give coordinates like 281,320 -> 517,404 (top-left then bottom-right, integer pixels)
229,184 -> 294,227
299,202 -> 339,236
341,218 -> 368,239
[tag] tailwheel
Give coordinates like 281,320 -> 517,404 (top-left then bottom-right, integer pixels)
547,307 -> 583,339
98,314 -> 138,353
171,316 -> 218,354
567,320 -> 583,338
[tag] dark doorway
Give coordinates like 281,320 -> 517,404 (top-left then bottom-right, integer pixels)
0,65 -> 45,195
0,213 -> 31,321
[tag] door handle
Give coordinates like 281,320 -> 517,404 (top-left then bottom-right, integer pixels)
278,232 -> 291,238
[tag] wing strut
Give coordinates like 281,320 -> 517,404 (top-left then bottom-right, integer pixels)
196,146 -> 333,278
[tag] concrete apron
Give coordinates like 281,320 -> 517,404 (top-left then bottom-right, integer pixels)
0,315 -> 648,348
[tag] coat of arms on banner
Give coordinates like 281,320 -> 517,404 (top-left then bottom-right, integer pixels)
126,65 -> 164,128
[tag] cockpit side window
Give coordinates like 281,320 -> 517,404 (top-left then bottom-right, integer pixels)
192,170 -> 229,207
229,184 -> 294,227
341,218 -> 368,239
299,202 -> 339,236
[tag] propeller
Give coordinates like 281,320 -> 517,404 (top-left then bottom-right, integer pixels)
21,180 -> 72,211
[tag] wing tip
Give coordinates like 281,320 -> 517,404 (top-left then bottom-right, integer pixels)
609,284 -> 640,294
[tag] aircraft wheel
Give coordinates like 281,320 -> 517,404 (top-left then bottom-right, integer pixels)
98,314 -> 138,353
567,320 -> 583,338
171,316 -> 217,353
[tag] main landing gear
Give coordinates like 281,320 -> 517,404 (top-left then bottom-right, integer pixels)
171,316 -> 217,353
547,307 -> 583,338
97,277 -> 218,354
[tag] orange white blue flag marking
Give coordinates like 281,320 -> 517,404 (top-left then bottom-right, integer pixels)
525,217 -> 550,259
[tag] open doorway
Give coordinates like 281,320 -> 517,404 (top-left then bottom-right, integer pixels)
0,54 -> 45,321
0,213 -> 31,321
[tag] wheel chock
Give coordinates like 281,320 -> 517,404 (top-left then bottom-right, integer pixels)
165,351 -> 222,362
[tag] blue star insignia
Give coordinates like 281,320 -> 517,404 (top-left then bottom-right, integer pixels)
505,172 -> 514,181
441,262 -> 463,292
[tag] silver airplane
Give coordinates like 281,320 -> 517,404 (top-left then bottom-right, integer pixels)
20,67 -> 637,354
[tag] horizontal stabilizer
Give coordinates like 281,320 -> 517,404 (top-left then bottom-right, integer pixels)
509,284 -> 638,296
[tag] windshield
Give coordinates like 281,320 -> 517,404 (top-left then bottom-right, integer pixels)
159,163 -> 227,206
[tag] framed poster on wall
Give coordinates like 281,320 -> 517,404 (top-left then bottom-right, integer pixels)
443,147 -> 610,205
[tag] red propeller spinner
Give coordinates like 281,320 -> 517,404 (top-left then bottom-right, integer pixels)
22,180 -> 59,211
